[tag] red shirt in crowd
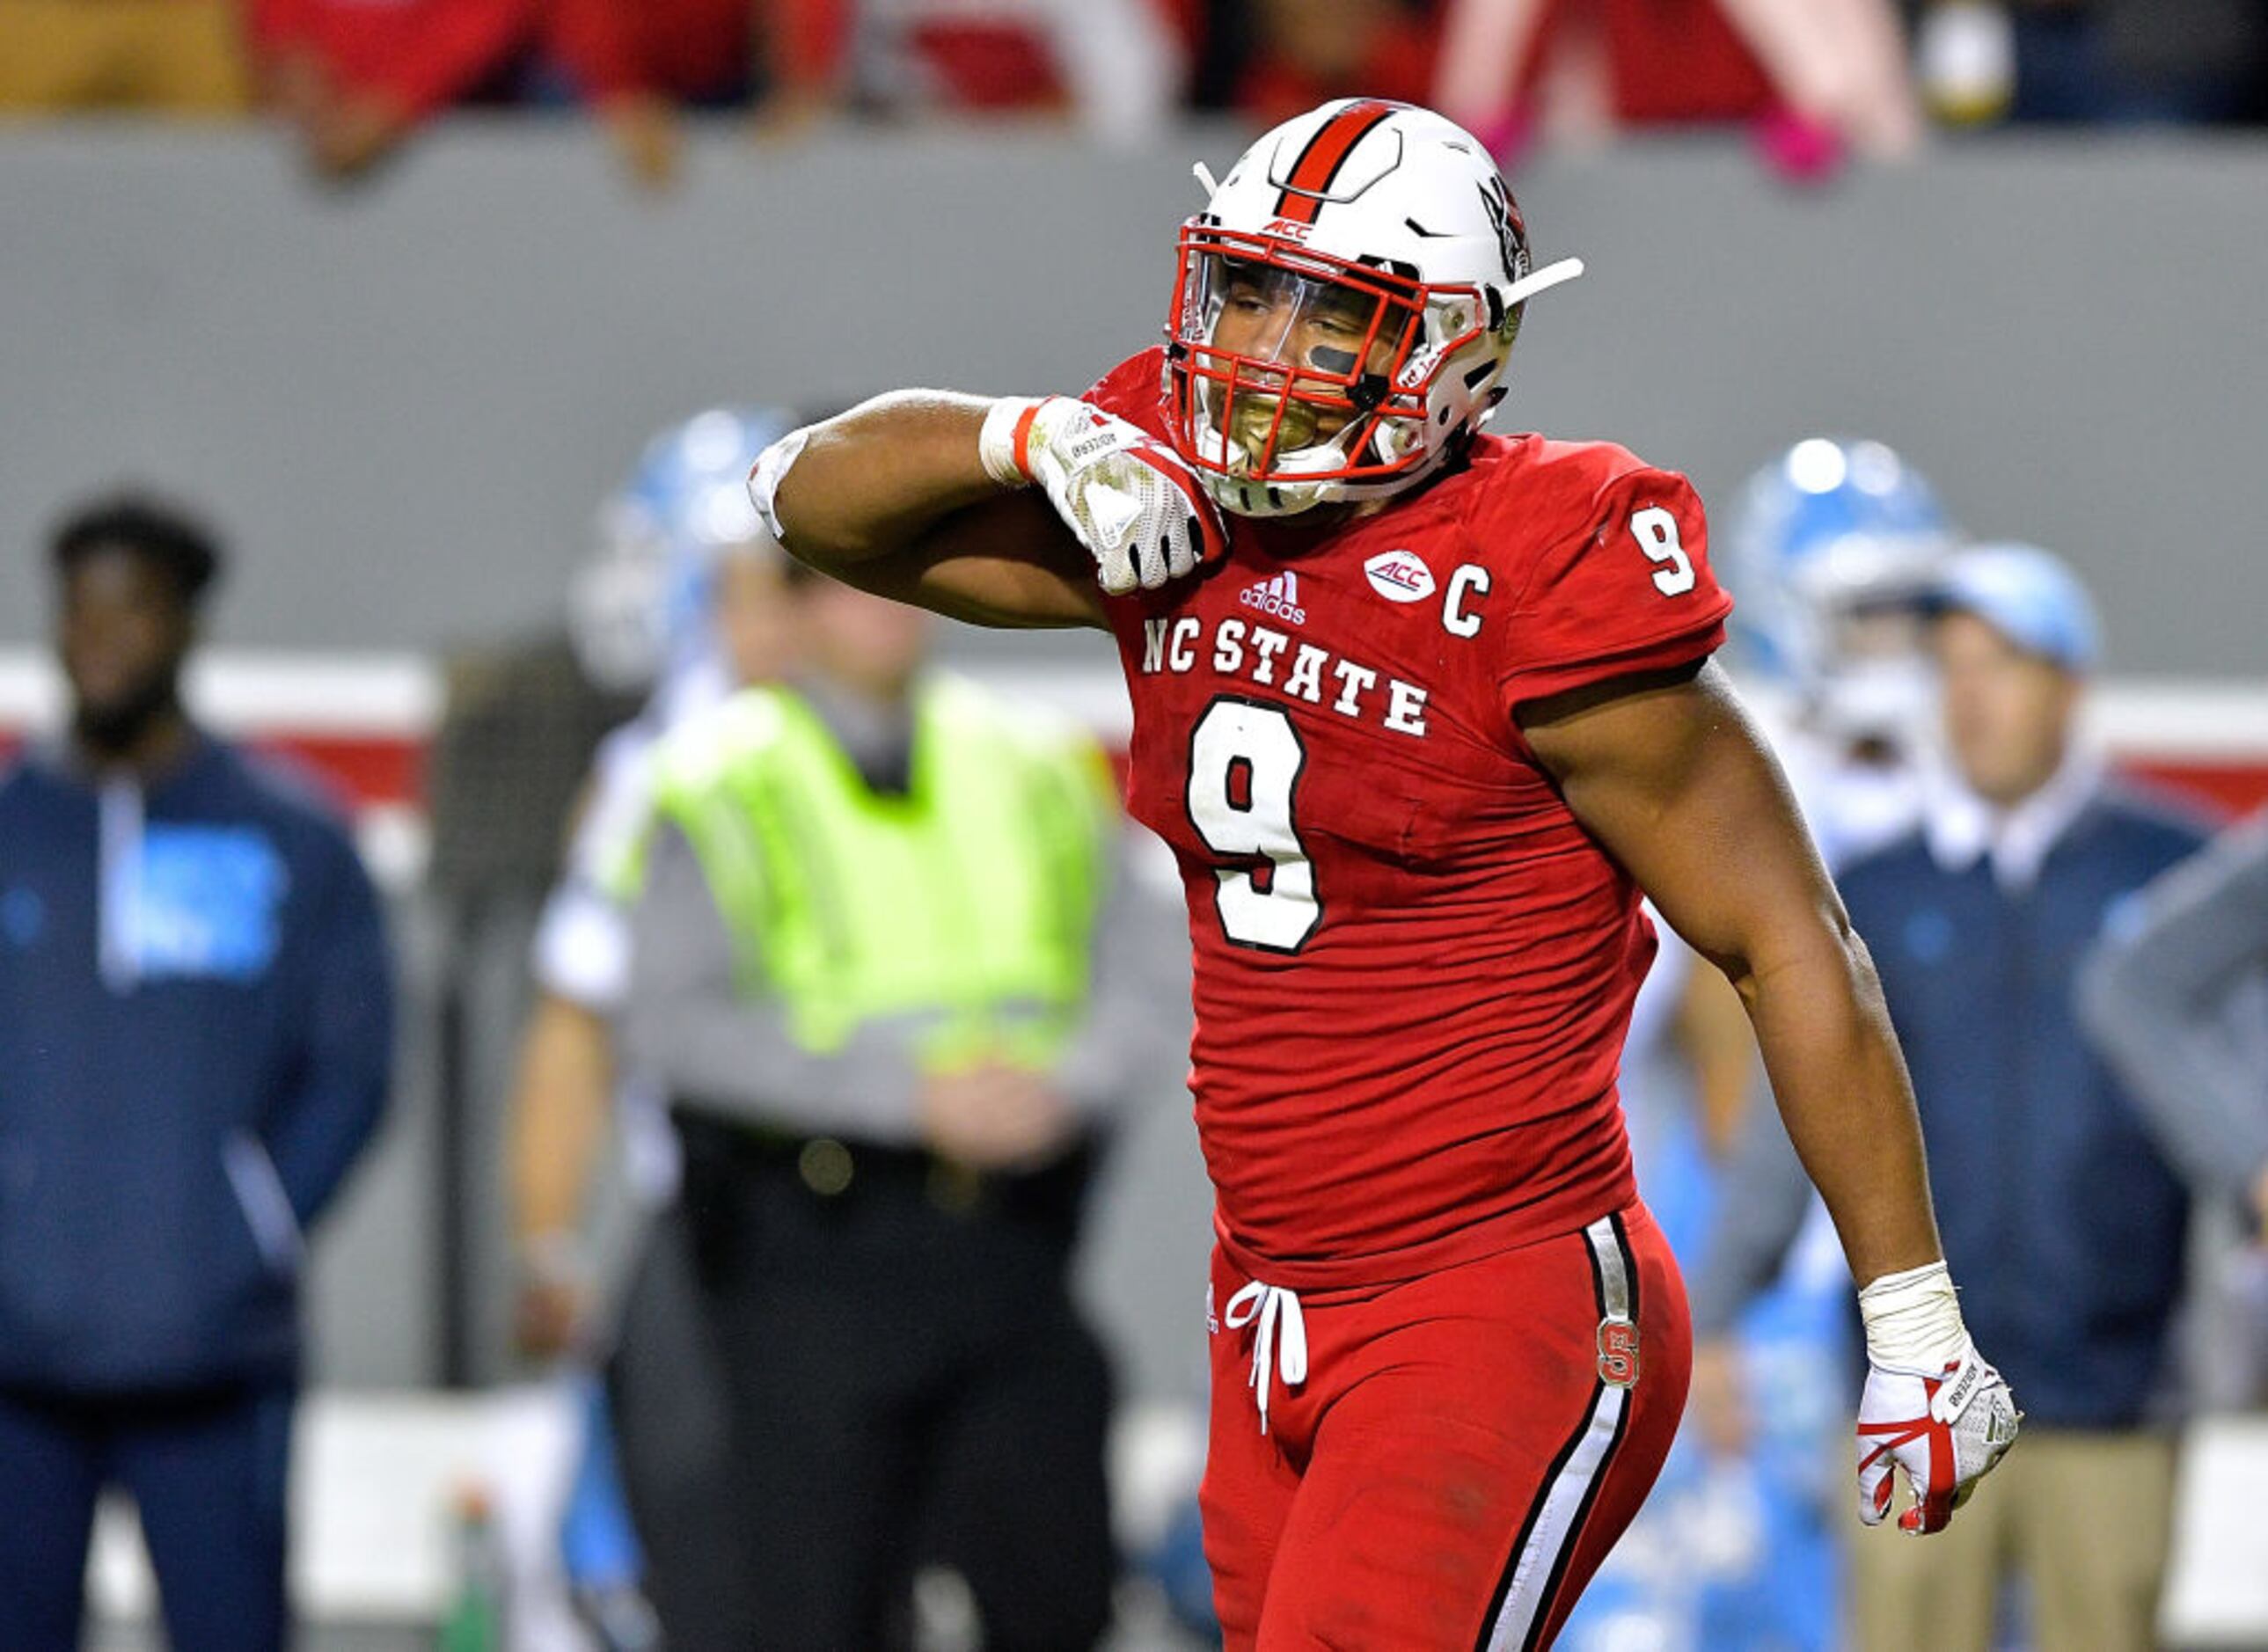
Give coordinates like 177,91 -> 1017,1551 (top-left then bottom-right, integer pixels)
249,0 -> 541,116
1518,0 -> 1776,123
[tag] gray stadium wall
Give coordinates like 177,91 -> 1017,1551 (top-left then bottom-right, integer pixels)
3,123 -> 2265,675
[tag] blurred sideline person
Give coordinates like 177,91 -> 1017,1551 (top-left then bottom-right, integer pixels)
1698,544 -> 2213,1651
1566,437 -> 1953,1648
0,497 -> 394,1651
2081,809 -> 2268,1402
505,407 -> 801,1641
2081,808 -> 2268,1230
750,99 -> 2018,1649
618,568 -> 1181,1648
511,406 -> 801,1352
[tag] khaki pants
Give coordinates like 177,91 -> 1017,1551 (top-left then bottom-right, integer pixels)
0,0 -> 250,113
1848,1427 -> 2175,1652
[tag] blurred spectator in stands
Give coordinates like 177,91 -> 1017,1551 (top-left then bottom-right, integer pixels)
249,0 -> 541,180
796,0 -> 1184,142
2081,811 -> 2268,1402
1190,0 -> 1440,128
506,406 -> 801,1640
534,0 -> 852,185
615,561 -> 1182,1646
1434,0 -> 1921,179
0,0 -> 251,113
0,496 -> 393,1652
247,0 -> 697,186
1694,544 -> 2218,1651
1913,0 -> 2268,126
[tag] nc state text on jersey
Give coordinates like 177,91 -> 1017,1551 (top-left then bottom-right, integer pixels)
1141,615 -> 1430,737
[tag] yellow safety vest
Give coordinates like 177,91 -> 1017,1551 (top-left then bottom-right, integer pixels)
651,676 -> 1116,1073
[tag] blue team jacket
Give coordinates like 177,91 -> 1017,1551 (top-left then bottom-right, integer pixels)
0,735 -> 393,1392
1840,785 -> 2207,1429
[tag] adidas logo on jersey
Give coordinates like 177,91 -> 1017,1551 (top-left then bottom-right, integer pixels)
1240,571 -> 1306,625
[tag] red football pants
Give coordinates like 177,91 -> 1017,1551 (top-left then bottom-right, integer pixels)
1201,1203 -> 1690,1651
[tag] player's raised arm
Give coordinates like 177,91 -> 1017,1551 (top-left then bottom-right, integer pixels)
1520,659 -> 2021,1534
750,391 -> 1225,630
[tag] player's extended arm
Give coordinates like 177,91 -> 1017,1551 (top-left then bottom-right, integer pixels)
1522,658 -> 2019,1531
757,392 -> 1225,629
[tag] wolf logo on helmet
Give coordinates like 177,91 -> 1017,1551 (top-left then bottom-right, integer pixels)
1163,99 -> 1584,519
1476,172 -> 1527,287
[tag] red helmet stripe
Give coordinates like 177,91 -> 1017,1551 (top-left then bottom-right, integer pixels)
1271,99 -> 1397,225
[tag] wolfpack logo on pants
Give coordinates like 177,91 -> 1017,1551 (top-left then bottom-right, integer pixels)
1240,570 -> 1306,625
1597,1318 -> 1640,1388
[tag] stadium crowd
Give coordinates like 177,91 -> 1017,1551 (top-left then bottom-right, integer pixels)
2,0 -> 2264,185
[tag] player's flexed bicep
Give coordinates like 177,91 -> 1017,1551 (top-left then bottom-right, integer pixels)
751,390 -> 1224,631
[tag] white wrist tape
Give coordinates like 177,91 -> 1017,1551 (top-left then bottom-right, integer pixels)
977,396 -> 1050,489
1858,1260 -> 1972,1374
746,425 -> 815,545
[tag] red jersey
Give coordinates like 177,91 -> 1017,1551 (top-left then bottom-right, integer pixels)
250,0 -> 538,117
1086,349 -> 1732,1297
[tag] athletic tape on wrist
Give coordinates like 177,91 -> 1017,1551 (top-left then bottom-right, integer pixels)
978,397 -> 1049,488
747,426 -> 814,544
1858,1259 -> 1972,1374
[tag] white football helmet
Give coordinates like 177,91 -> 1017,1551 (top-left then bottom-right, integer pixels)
1165,99 -> 1584,518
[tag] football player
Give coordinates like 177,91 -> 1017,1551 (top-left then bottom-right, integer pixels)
1722,435 -> 1956,863
744,99 -> 2018,1649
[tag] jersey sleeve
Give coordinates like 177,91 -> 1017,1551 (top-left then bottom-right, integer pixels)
1494,463 -> 1734,710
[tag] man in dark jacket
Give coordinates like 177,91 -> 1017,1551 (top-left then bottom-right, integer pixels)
1691,542 -> 2211,1651
0,496 -> 394,1651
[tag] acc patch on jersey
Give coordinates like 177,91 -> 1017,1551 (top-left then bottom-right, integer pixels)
1364,548 -> 1435,603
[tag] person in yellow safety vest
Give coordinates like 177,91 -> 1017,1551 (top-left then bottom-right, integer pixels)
617,566 -> 1185,1650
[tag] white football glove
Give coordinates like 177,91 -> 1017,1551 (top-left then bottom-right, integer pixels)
979,396 -> 1225,596
1854,1262 -> 2021,1534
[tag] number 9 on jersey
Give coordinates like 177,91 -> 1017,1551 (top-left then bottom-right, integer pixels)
1188,698 -> 1321,954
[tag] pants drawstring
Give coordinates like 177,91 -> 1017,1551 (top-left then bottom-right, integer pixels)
1223,1279 -> 1306,1435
